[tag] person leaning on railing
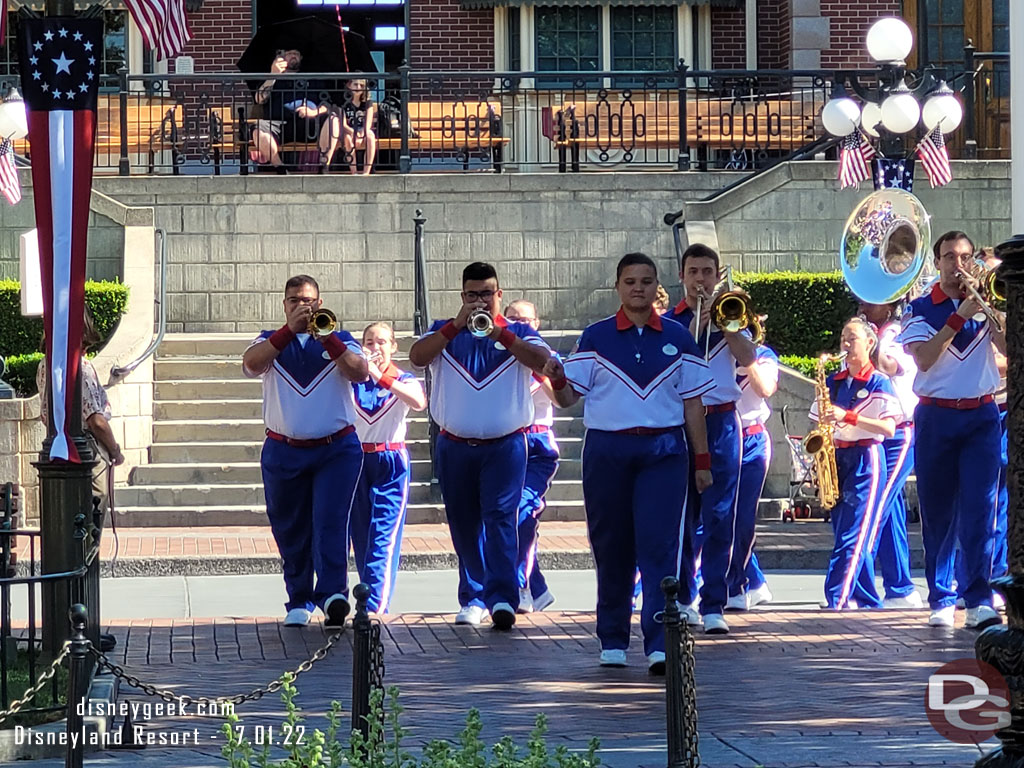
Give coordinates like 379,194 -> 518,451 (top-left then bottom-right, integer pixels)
251,49 -> 342,174
36,306 -> 126,512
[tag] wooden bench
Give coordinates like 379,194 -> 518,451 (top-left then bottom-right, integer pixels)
545,95 -> 820,171
236,99 -> 510,173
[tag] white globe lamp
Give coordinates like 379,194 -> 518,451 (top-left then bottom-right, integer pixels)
922,83 -> 964,133
821,97 -> 862,137
0,89 -> 27,141
860,101 -> 883,137
866,17 -> 914,64
880,82 -> 921,134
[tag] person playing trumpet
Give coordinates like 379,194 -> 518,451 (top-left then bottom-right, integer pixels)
898,231 -> 1006,630
351,322 -> 427,614
665,244 -> 756,635
242,275 -> 369,628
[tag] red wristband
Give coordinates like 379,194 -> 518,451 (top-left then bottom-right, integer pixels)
498,328 -> 517,349
440,322 -> 459,341
946,313 -> 966,332
842,410 -> 860,426
378,372 -> 396,390
268,325 -> 296,351
694,453 -> 711,471
551,376 -> 567,391
321,333 -> 346,360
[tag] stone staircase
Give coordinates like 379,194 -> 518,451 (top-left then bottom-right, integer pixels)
118,334 -> 587,527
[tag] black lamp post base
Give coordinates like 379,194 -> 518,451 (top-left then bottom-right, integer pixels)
975,576 -> 1024,766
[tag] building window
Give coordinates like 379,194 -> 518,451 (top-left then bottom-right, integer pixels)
610,6 -> 675,71
507,6 -> 521,71
102,11 -> 129,77
535,6 -> 600,72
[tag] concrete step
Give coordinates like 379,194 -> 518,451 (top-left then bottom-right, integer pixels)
155,359 -> 246,381
115,500 -> 587,527
149,442 -> 265,463
155,379 -> 263,401
132,457 -> 583,485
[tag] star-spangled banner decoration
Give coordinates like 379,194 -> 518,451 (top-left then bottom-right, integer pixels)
873,156 -> 915,193
17,17 -> 103,462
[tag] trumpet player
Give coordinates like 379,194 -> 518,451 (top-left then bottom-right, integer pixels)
408,263 -> 555,630
242,275 -> 369,628
810,318 -> 901,611
350,322 -> 427,614
899,231 -> 1005,629
666,244 -> 756,635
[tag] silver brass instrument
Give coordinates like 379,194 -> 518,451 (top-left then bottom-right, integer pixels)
840,189 -> 932,304
956,260 -> 1005,333
803,352 -> 846,511
696,266 -> 764,360
308,308 -> 338,337
468,309 -> 494,338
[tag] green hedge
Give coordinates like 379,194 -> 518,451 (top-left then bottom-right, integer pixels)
780,354 -> 843,379
734,271 -> 857,358
0,280 -> 129,397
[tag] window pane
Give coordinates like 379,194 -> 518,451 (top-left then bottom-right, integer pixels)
939,0 -> 962,23
992,0 -> 1008,24
103,11 -> 128,77
507,7 -> 521,70
610,6 -> 676,72
534,6 -> 600,73
941,26 -> 963,62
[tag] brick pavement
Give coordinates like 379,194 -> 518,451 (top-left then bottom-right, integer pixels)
63,609 -> 992,768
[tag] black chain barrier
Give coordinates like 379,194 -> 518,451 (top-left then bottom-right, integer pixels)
661,577 -> 700,768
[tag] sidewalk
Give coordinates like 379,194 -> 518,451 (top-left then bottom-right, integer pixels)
26,608 -> 990,768
13,521 -> 925,577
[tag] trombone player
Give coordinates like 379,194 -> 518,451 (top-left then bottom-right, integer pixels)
898,231 -> 1006,630
666,244 -> 756,635
242,275 -> 369,629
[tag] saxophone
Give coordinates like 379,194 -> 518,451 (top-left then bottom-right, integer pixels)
803,353 -> 845,511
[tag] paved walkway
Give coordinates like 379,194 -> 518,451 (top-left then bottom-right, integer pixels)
29,609 -> 993,768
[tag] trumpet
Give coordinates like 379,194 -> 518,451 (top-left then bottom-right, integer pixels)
308,308 -> 338,337
956,261 -> 1005,334
468,309 -> 494,338
694,266 -> 764,359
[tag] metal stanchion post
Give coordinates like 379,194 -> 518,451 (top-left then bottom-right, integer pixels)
350,583 -> 371,743
661,577 -> 699,768
65,604 -> 89,768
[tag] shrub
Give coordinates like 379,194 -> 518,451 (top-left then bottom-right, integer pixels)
779,354 -> 843,379
4,352 -> 43,397
733,271 -> 857,358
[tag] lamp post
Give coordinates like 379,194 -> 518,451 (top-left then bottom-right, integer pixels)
820,17 -> 962,161
974,1 -> 1024,766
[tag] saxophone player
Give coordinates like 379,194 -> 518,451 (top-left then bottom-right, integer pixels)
809,318 -> 901,611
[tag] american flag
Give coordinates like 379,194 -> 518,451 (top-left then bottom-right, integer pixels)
838,131 -> 877,189
125,0 -> 192,61
917,126 -> 953,188
17,18 -> 103,462
0,139 -> 20,205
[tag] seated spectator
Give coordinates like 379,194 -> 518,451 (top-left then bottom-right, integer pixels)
251,49 -> 342,174
341,77 -> 377,175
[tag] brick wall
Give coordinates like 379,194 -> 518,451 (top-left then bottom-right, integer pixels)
177,0 -> 252,73
820,0 -> 902,68
409,0 -> 493,69
757,0 -> 790,70
710,5 -> 746,69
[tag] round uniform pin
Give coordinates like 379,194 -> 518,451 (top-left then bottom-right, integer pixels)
322,350 -> 332,360
856,389 -> 869,399
494,342 -> 506,351
662,344 -> 678,356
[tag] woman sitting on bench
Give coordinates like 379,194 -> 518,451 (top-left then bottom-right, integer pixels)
252,49 -> 342,174
340,77 -> 377,175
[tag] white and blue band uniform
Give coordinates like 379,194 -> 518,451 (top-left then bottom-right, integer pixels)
871,317 -> 919,602
244,326 -> 365,617
563,308 -> 712,656
728,344 -> 779,600
666,299 -> 746,618
351,362 -> 423,614
809,361 -> 901,609
517,373 -> 560,606
898,280 -> 1002,612
418,315 -> 551,615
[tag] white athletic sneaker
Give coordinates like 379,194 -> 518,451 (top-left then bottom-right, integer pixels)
532,590 -> 556,612
284,608 -> 311,627
965,605 -> 1002,630
725,593 -> 748,612
703,613 -> 729,635
323,594 -> 351,629
491,602 -> 516,631
747,584 -> 773,608
994,592 -> 1007,611
882,592 -> 925,610
681,604 -> 702,626
928,606 -> 956,627
455,605 -> 488,626
647,651 -> 666,675
517,589 -> 534,614
599,649 -> 627,667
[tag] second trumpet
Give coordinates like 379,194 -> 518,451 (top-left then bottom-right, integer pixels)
468,309 -> 494,338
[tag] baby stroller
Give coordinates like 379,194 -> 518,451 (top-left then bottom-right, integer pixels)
780,405 -> 831,523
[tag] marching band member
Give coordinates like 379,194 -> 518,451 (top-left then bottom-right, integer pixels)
858,301 -> 923,609
242,275 -> 369,628
408,263 -> 554,630
505,300 -> 559,613
351,322 -> 427,614
810,317 -> 900,610
666,244 -> 756,634
545,252 -> 713,672
726,340 -> 778,611
898,231 -> 1005,629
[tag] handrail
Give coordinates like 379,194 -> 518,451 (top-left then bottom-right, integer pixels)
110,228 -> 167,383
